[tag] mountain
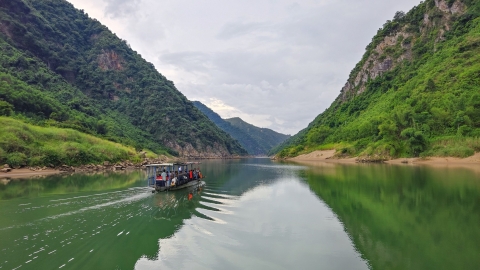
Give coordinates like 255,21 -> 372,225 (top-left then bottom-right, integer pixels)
274,0 -> 480,160
193,101 -> 290,155
0,0 -> 247,159
224,117 -> 290,155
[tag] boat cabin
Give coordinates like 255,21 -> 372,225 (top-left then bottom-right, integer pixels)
146,162 -> 203,191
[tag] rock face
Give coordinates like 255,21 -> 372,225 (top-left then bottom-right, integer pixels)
435,0 -> 466,14
166,141 -> 233,158
97,50 -> 124,71
338,0 -> 466,102
339,31 -> 413,100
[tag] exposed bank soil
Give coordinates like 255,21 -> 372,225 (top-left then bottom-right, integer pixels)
385,152 -> 480,165
0,168 -> 63,179
288,150 -> 357,163
0,157 -> 172,180
287,150 -> 480,168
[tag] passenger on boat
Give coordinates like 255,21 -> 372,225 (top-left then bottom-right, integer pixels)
155,172 -> 163,187
161,170 -> 167,182
189,170 -> 193,180
166,171 -> 171,187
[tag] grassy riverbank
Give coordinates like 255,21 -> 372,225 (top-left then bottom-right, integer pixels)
0,117 -> 159,167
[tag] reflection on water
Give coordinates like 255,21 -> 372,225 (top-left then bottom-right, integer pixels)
0,159 -> 478,269
296,161 -> 480,270
0,171 -> 205,270
0,171 -> 145,200
136,160 -> 368,270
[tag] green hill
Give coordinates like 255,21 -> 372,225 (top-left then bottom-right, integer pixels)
193,101 -> 290,155
0,0 -> 247,160
0,117 -> 156,167
274,0 -> 480,160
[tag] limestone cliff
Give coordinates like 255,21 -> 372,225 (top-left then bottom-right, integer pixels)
97,49 -> 124,71
339,0 -> 466,101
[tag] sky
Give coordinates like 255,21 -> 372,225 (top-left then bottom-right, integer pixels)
66,0 -> 422,135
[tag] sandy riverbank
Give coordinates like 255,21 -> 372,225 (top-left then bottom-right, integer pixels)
288,150 -> 480,167
0,168 -> 64,180
288,150 -> 357,163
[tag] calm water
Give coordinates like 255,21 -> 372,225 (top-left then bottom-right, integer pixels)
0,159 -> 479,270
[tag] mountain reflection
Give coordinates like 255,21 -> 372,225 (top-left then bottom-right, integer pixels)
299,162 -> 480,270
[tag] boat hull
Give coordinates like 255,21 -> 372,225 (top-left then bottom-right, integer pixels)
155,180 -> 205,192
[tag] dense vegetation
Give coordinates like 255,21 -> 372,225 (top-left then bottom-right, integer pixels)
225,117 -> 290,155
193,101 -> 290,155
274,0 -> 480,159
0,117 -> 156,167
0,0 -> 246,165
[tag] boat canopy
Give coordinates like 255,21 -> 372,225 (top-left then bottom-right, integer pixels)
146,162 -> 201,167
146,163 -> 174,167
145,162 -> 201,187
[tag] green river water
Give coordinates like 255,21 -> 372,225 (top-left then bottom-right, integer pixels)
0,159 -> 479,269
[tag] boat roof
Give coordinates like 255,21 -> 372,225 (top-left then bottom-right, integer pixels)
145,163 -> 174,167
145,162 -> 201,167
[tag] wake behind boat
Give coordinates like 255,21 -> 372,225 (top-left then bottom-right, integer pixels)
146,162 -> 205,192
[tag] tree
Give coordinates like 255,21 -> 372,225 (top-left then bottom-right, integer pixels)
0,100 -> 13,116
425,78 -> 436,91
394,11 -> 406,21
96,120 -> 108,135
401,128 -> 427,156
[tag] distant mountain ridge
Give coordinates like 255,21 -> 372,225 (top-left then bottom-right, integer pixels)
0,0 -> 247,160
193,101 -> 290,155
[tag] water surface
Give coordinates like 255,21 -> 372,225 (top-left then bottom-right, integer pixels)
0,159 -> 478,269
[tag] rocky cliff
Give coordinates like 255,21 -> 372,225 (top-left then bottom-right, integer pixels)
339,0 -> 467,101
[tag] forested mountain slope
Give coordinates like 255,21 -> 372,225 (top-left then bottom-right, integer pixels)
274,0 -> 480,160
224,117 -> 290,155
193,101 -> 290,155
0,0 -> 247,160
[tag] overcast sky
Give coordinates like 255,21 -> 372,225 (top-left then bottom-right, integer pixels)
66,0 -> 421,135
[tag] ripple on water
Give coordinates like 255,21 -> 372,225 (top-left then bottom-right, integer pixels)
0,186 -> 155,270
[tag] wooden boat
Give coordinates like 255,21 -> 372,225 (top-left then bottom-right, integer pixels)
146,162 -> 205,192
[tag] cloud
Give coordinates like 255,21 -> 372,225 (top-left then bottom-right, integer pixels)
104,0 -> 142,18
216,22 -> 269,40
66,0 -> 423,135
159,51 -> 213,73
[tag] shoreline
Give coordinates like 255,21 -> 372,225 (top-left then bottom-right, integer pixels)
286,150 -> 480,167
0,167 -> 148,181
0,155 -> 248,180
0,168 -> 64,180
3,151 -> 479,180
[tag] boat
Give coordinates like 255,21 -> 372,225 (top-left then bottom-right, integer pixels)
145,162 -> 205,192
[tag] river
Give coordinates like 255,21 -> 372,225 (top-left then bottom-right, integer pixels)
0,159 -> 478,269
